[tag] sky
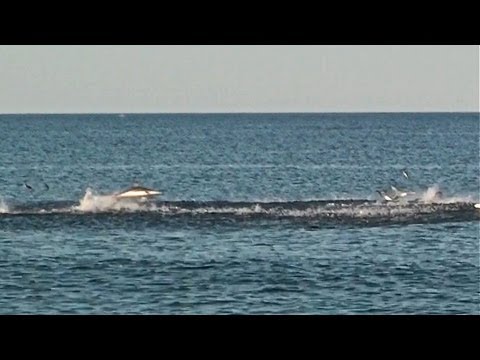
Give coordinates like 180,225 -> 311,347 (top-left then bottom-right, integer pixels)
0,45 -> 478,113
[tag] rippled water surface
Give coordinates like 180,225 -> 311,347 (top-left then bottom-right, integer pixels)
0,113 -> 478,314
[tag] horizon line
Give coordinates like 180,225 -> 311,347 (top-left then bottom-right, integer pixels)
1,110 -> 479,116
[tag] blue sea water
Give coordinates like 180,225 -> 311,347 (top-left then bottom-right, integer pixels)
0,113 -> 478,314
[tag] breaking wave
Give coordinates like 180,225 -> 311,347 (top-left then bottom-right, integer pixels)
0,186 -> 478,226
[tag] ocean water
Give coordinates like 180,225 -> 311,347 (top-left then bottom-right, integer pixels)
0,113 -> 478,314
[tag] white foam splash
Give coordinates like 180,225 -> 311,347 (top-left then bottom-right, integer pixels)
0,196 -> 9,214
420,184 -> 477,204
72,188 -> 158,213
150,202 -> 426,218
421,184 -> 443,203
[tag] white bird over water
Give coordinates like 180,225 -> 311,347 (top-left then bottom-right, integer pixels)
376,190 -> 397,202
402,169 -> 409,179
390,185 -> 415,198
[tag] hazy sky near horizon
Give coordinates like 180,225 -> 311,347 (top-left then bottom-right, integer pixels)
0,45 -> 478,113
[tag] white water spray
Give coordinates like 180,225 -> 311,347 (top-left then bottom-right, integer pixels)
0,196 -> 9,213
72,188 -> 157,213
420,184 -> 476,204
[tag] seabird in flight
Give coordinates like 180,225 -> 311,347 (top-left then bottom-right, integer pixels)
376,190 -> 397,202
390,185 -> 415,197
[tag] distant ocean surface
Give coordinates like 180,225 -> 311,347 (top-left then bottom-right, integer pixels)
0,113 -> 478,314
